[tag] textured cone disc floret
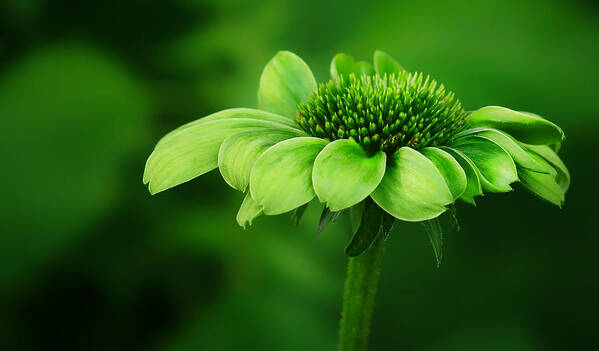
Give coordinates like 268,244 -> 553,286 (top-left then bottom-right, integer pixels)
297,72 -> 468,154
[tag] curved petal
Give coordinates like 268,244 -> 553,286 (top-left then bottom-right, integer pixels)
257,51 -> 317,119
330,53 -> 374,83
237,193 -> 263,229
466,106 -> 564,145
373,50 -> 404,76
218,128 -> 305,191
250,137 -> 328,215
144,119 -> 298,194
440,147 -> 483,204
157,108 -> 299,147
421,147 -> 467,200
450,136 -> 518,193
312,139 -> 386,211
371,147 -> 453,222
518,168 -> 565,207
455,127 -> 554,175
522,144 -> 570,192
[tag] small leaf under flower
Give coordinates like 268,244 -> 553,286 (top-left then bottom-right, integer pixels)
291,203 -> 309,227
346,202 -> 384,257
318,207 -> 342,234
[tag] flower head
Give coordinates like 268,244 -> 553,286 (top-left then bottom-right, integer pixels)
143,50 -> 569,258
297,72 -> 467,153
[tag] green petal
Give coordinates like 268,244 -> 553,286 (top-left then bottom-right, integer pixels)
522,144 -> 570,192
456,128 -> 554,175
371,147 -> 453,222
549,142 -> 562,153
420,147 -> 467,200
440,148 -> 483,204
466,106 -> 564,145
218,128 -> 305,192
257,51 -> 317,119
373,50 -> 404,76
450,136 -> 518,193
236,193 -> 263,229
312,139 -> 386,211
518,168 -> 565,207
250,137 -> 328,215
157,108 -> 299,147
144,119 -> 298,194
330,53 -> 374,83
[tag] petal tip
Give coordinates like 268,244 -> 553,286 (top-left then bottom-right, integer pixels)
275,50 -> 295,58
147,183 -> 160,195
373,49 -> 387,57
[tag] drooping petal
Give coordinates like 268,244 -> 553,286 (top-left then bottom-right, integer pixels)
157,108 -> 299,147
330,53 -> 374,83
371,147 -> 453,222
522,144 -> 570,192
420,147 -> 467,201
236,193 -> 263,229
250,137 -> 328,215
312,139 -> 386,211
450,136 -> 518,193
373,50 -> 404,75
257,51 -> 317,119
218,128 -> 305,192
144,119 -> 298,194
440,148 -> 483,205
455,128 -> 554,175
466,106 -> 564,145
518,168 -> 565,207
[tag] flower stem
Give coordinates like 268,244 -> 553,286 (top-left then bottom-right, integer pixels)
338,234 -> 386,351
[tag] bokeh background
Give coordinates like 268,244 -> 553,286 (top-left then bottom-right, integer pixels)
1,0 -> 598,350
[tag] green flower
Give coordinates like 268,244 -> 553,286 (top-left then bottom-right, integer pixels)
143,50 -> 570,351
143,50 -> 569,258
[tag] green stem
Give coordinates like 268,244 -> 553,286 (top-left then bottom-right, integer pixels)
338,234 -> 386,351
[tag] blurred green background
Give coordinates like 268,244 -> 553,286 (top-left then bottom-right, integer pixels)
1,0 -> 597,350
